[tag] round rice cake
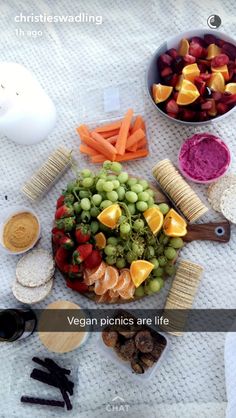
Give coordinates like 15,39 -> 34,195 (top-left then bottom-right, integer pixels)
207,174 -> 236,212
12,278 -> 53,304
16,249 -> 55,287
220,185 -> 236,224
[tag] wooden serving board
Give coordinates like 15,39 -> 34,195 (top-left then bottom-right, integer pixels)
52,180 -> 231,304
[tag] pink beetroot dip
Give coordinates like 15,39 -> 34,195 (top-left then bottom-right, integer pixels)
179,133 -> 231,182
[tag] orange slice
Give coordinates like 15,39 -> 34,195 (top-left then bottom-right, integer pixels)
97,204 -> 122,229
182,63 -> 200,83
94,232 -> 106,249
207,72 -> 225,93
178,38 -> 189,56
175,74 -> 184,91
130,260 -> 154,288
163,209 -> 187,237
152,83 -> 173,104
225,83 -> 236,94
206,43 -> 221,60
212,64 -> 229,81
143,207 -> 164,234
176,79 -> 200,105
84,261 -> 106,285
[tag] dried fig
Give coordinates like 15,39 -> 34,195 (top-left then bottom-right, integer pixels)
140,353 -> 155,368
118,339 -> 136,361
131,358 -> 145,374
135,330 -> 154,353
102,330 -> 119,348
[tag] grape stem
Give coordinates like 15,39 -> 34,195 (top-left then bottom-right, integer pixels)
118,202 -> 132,224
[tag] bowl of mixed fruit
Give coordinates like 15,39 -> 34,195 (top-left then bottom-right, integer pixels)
52,161 -> 187,303
146,29 -> 236,124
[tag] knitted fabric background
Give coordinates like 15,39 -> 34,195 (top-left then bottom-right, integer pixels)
0,0 -> 235,417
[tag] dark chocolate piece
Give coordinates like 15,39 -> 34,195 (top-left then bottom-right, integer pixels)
21,396 -> 65,408
32,357 -> 71,375
31,368 -> 74,391
44,358 -> 71,375
60,388 -> 73,411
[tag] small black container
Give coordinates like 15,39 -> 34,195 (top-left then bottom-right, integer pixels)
0,308 -> 37,342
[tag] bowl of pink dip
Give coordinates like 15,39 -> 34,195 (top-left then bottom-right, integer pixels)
178,133 -> 231,183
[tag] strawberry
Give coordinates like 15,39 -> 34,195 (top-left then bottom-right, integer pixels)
75,224 -> 91,243
55,204 -> 74,220
161,67 -> 173,77
64,263 -> 83,279
66,280 -> 88,293
56,195 -> 65,209
72,243 -> 93,264
60,236 -> 74,250
56,217 -> 76,232
84,250 -> 102,269
166,99 -> 179,114
55,246 -> 69,272
52,227 -> 65,244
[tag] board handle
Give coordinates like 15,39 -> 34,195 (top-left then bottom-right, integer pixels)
184,221 -> 231,243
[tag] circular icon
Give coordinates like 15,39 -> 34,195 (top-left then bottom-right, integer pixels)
207,14 -> 221,29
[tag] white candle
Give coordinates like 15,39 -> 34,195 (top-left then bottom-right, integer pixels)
0,62 -> 57,145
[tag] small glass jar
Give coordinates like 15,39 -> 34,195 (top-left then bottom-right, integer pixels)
0,308 -> 37,342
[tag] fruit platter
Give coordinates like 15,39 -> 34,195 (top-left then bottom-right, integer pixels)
149,32 -> 236,122
52,160 -> 186,303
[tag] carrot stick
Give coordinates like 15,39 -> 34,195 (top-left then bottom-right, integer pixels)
127,136 -> 147,152
130,116 -> 146,151
94,121 -> 122,132
96,129 -> 119,139
125,128 -> 145,150
81,134 -> 116,160
115,108 -> 133,155
91,154 -> 111,163
91,148 -> 149,163
79,144 -> 98,156
130,115 -> 146,134
137,137 -> 147,149
90,132 -> 117,160
76,125 -> 90,141
114,148 -> 149,161
106,135 -> 118,145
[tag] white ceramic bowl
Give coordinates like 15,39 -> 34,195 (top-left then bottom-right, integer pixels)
146,29 -> 236,125
0,206 -> 41,255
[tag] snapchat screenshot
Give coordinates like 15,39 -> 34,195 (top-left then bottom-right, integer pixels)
0,1 -> 235,417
